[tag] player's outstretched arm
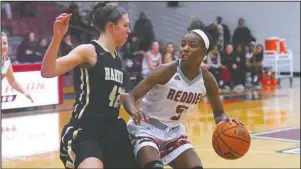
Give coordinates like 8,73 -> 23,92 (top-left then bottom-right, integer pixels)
122,62 -> 177,124
202,69 -> 228,124
202,69 -> 244,126
41,13 -> 90,78
6,63 -> 33,102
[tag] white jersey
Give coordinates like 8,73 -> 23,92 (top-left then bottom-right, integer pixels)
2,56 -> 11,75
139,62 -> 207,127
142,51 -> 161,71
141,51 -> 161,78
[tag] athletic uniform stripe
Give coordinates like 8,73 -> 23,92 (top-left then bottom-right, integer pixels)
65,160 -> 74,169
61,126 -> 73,144
74,68 -> 86,118
64,128 -> 82,168
78,69 -> 90,119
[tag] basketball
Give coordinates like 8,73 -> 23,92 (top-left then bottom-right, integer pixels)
212,121 -> 251,160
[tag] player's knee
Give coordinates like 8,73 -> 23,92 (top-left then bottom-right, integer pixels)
78,157 -> 103,168
191,166 -> 203,169
144,160 -> 164,168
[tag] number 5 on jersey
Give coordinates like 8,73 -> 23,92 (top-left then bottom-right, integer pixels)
109,85 -> 123,108
171,105 -> 189,120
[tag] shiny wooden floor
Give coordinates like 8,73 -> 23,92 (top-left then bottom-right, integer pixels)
2,78 -> 300,168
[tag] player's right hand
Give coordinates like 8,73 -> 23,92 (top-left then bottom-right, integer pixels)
132,110 -> 149,125
24,92 -> 34,103
219,117 -> 245,126
53,13 -> 72,39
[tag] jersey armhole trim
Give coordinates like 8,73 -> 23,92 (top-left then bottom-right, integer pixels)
158,62 -> 178,86
85,41 -> 103,70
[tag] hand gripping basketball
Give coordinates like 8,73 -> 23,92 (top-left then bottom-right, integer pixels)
53,13 -> 72,39
218,116 -> 244,126
213,118 -> 251,160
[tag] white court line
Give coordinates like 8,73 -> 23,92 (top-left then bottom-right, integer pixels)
278,147 -> 300,154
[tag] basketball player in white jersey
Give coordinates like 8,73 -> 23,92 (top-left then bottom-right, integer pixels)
1,32 -> 33,102
122,17 -> 243,168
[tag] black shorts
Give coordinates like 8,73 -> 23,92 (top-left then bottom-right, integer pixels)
59,118 -> 138,168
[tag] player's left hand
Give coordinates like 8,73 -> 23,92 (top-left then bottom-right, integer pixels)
218,117 -> 244,126
24,93 -> 34,103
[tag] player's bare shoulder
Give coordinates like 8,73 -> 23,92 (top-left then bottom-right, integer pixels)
201,68 -> 219,91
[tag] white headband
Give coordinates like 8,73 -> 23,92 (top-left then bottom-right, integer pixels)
191,29 -> 210,50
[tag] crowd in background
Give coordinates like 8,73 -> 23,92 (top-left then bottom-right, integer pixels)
2,2 -> 265,92
121,15 -> 263,92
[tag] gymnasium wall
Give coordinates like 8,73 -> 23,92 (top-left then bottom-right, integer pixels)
126,2 -> 300,72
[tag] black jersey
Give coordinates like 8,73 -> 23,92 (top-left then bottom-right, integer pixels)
70,41 -> 124,125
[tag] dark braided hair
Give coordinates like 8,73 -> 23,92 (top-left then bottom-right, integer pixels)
187,16 -> 220,54
89,2 -> 127,32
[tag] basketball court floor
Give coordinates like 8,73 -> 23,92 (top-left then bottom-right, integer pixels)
2,78 -> 300,168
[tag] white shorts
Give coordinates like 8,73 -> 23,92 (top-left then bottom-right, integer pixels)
127,118 -> 193,165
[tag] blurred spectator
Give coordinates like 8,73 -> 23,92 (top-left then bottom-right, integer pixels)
66,1 -> 79,13
236,44 -> 247,84
232,44 -> 246,91
16,32 -> 37,63
165,42 -> 174,55
164,42 -> 178,61
246,41 -> 256,60
220,44 -> 235,89
19,2 -> 35,18
60,35 -> 74,56
163,53 -> 173,63
134,12 -> 155,51
250,44 -> 264,89
216,16 -> 231,51
245,42 -> 256,86
203,45 -> 222,85
67,2 -> 85,42
254,44 -> 264,64
141,41 -> 162,78
121,33 -> 139,59
34,37 -> 49,62
1,2 -> 12,19
232,18 -> 256,47
174,49 -> 180,60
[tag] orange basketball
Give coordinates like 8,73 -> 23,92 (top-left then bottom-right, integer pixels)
212,121 -> 251,160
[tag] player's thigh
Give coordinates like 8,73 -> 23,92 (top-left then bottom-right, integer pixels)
60,124 -> 105,168
73,139 -> 105,168
169,148 -> 202,168
61,143 -> 104,169
159,125 -> 195,166
78,157 -> 103,168
127,118 -> 162,168
106,118 -> 139,168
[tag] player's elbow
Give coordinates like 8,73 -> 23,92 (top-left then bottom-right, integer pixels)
120,92 -> 127,102
41,70 -> 55,78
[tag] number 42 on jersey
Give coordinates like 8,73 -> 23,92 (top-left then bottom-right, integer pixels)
109,85 -> 124,108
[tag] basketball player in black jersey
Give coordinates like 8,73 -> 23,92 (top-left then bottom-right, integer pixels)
41,2 -> 137,168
